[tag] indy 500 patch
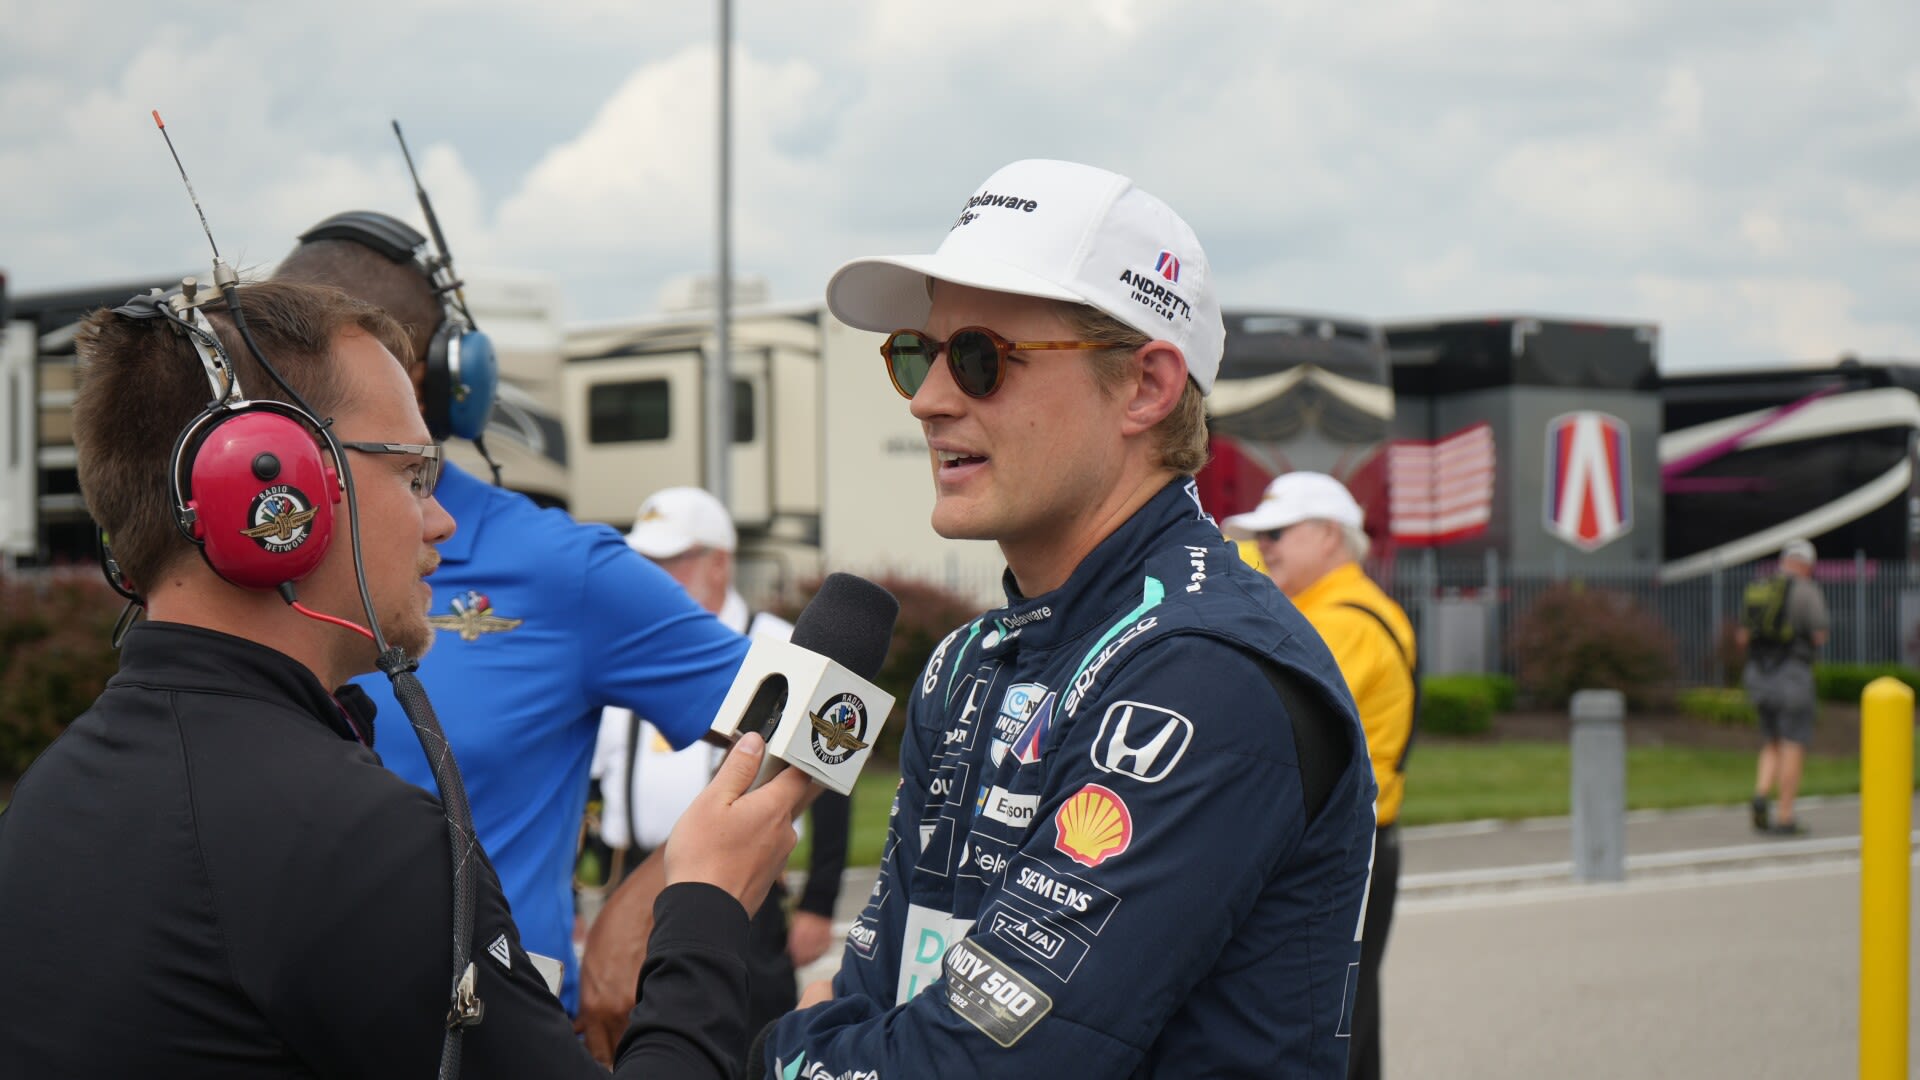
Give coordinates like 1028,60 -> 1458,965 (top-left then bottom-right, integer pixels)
943,938 -> 1052,1047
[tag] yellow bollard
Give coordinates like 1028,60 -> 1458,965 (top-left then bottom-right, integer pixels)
1860,676 -> 1913,1080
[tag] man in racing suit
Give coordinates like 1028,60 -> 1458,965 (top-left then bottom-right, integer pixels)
760,159 -> 1377,1077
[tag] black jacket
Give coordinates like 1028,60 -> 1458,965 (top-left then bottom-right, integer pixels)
0,621 -> 750,1078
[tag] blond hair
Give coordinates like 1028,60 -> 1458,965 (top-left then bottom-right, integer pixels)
1056,303 -> 1210,475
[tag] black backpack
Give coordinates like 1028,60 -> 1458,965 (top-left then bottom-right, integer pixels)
1742,575 -> 1797,652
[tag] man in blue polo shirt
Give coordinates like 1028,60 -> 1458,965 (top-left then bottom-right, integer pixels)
277,214 -> 749,1016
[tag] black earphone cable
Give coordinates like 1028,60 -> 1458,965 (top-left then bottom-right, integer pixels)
469,434 -> 504,487
221,282 -> 484,1075
153,108 -> 478,1074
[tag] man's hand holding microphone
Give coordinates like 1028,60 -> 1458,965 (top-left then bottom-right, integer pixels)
579,575 -> 900,1066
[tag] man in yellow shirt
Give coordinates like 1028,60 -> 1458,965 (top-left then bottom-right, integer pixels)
1226,472 -> 1414,1080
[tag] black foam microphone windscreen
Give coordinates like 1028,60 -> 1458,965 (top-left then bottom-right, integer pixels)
790,572 -> 900,680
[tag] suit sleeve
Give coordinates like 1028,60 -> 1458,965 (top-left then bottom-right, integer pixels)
613,883 -> 755,1079
823,684 -> 933,1006
760,639 -> 1315,1077
578,530 -> 751,750
760,655 -> 943,1065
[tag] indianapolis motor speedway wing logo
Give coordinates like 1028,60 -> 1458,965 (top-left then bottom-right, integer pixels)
428,590 -> 524,641
810,692 -> 870,766
240,486 -> 319,553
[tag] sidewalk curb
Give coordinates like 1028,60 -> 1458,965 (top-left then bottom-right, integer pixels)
1399,828 -> 1917,900
1399,794 -> 1861,841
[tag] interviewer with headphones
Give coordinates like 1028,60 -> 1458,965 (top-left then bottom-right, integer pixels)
277,211 -> 755,1030
0,279 -> 811,1077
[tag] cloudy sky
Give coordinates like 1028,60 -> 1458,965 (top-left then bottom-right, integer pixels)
4,0 -> 1917,370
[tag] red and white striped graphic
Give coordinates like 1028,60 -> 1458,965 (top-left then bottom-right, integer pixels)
1387,422 -> 1496,546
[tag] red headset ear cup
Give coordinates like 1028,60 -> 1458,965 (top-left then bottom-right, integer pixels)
184,408 -> 336,590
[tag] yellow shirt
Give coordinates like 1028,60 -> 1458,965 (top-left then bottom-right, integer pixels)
1288,562 -> 1416,826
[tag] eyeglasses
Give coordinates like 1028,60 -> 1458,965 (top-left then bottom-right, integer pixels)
1255,525 -> 1292,543
339,441 -> 443,499
880,327 -> 1108,399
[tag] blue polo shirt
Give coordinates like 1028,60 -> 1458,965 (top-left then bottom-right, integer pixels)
355,461 -> 748,1015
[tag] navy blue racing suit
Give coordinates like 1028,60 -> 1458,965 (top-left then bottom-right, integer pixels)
764,479 -> 1377,1078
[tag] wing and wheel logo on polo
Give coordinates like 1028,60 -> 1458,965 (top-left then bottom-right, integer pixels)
809,692 -> 871,766
428,590 -> 524,641
240,486 -> 319,552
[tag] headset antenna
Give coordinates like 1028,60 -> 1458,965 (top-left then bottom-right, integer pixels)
152,111 -> 226,270
391,119 -> 475,323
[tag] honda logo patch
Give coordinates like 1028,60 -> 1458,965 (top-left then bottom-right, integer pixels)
1089,700 -> 1192,783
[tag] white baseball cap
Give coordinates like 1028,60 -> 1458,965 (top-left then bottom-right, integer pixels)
625,487 -> 737,559
1780,539 -> 1816,564
1221,472 -> 1365,539
825,159 -> 1228,394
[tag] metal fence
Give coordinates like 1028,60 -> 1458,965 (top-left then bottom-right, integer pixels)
1369,551 -> 1920,687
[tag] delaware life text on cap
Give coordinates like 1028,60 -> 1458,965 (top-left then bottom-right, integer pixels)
826,159 -> 1228,394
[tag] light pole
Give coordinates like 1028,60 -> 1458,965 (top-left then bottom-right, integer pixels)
706,0 -> 734,505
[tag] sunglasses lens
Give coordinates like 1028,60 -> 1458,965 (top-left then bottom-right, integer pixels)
948,330 -> 1001,397
885,332 -> 936,396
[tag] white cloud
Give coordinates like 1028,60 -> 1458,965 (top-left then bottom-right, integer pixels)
1637,274 -> 1920,368
0,0 -> 1915,377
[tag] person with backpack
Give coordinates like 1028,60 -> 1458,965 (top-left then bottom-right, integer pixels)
1226,471 -> 1415,1080
1737,539 -> 1830,835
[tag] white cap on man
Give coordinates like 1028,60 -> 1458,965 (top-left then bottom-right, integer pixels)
1781,538 -> 1816,565
1221,472 -> 1365,539
825,159 -> 1227,394
625,487 -> 737,559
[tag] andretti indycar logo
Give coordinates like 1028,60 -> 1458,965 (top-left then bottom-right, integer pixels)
1543,411 -> 1632,552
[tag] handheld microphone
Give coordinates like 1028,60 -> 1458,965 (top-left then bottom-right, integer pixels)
708,573 -> 900,795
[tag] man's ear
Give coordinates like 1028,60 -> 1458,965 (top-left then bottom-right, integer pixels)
1119,342 -> 1188,438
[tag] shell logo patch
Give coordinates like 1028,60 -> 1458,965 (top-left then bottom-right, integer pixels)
1052,783 -> 1132,868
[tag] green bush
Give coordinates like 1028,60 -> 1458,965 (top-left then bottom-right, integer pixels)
1813,663 -> 1920,703
1481,674 -> 1517,712
777,574 -> 986,762
1417,672 -> 1513,715
1,575 -> 127,779
1676,686 -> 1757,726
1420,675 -> 1495,735
1508,583 -> 1677,710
